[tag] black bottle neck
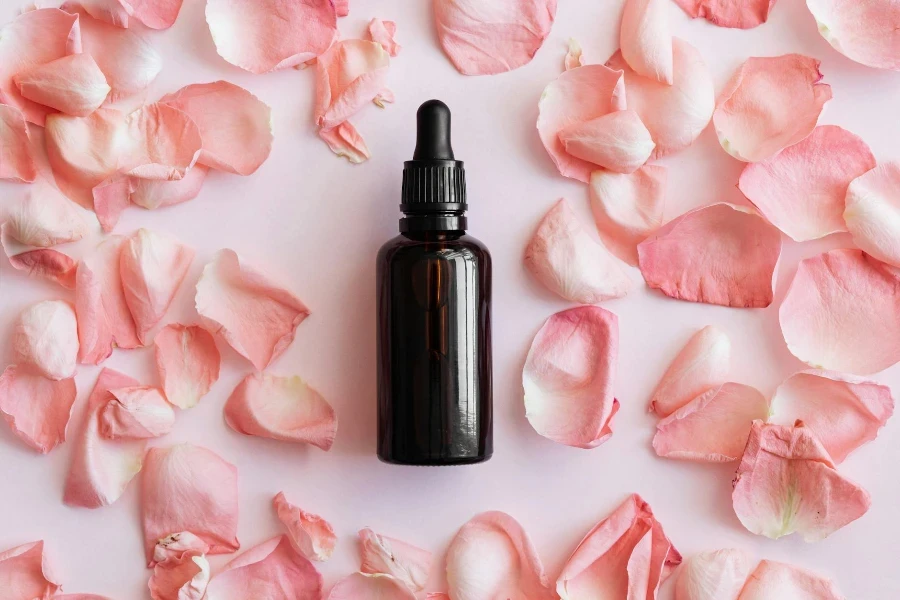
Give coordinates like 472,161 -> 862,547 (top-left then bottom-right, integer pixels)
400,211 -> 467,233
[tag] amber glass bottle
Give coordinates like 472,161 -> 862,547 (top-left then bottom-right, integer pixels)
376,100 -> 492,465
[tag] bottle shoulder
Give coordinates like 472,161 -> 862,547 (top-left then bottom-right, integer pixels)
378,232 -> 491,262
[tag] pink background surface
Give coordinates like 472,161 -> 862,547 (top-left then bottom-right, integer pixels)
1,0 -> 899,597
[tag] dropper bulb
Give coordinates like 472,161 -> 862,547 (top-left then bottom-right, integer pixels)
413,99 -> 454,160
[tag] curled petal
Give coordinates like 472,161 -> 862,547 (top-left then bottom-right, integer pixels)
637,203 -> 783,308
0,365 -> 76,453
14,53 -> 110,116
99,386 -> 175,439
149,553 -> 209,600
713,54 -> 832,162
844,161 -> 900,267
0,541 -> 62,598
225,372 -> 337,450
154,324 -> 220,409
779,249 -> 900,375
315,40 -> 390,129
195,249 -> 310,370
559,110 -> 655,174
620,0 -> 673,84
154,532 -> 211,563
672,0 -> 777,28
0,104 -> 37,182
447,512 -> 555,600
121,103 -> 202,180
7,181 -> 89,247
273,492 -> 336,561
674,548 -> 753,600
359,528 -> 431,592
92,174 -> 133,232
205,0 -> 337,73
649,325 -> 730,417
770,369 -> 894,463
13,300 -> 79,381
61,0 -> 131,27
738,560 -> 843,600
524,306 -> 619,448
739,125 -> 875,241
807,0 -> 900,71
121,0 -> 185,29
732,421 -> 871,541
564,38 -> 583,70
131,165 -> 209,210
319,122 -> 370,163
367,19 -> 401,56
142,443 -> 240,563
328,573 -> 416,600
1,224 -> 77,288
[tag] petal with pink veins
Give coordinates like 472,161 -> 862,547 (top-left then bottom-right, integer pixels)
131,165 -> 209,210
154,324 -> 220,409
565,39 -> 583,70
359,528 -> 431,592
13,300 -> 79,381
638,203 -> 783,308
315,40 -> 390,129
649,325 -> 730,417
92,174 -> 133,232
738,560 -> 843,600
672,0 -> 777,28
7,181 -> 89,247
14,53 -> 110,117
0,365 -> 76,453
674,548 -> 753,600
807,0 -> 900,71
1,225 -> 78,289
0,104 -> 37,182
149,533 -> 210,600
558,110 -> 655,174
0,541 -> 62,599
524,306 -> 619,449
120,0 -> 185,29
844,161 -> 900,267
367,19 -> 401,56
327,573 -> 416,600
319,122 -> 371,163
273,492 -> 336,561
620,0 -> 673,84
99,386 -> 175,439
739,125 -> 876,241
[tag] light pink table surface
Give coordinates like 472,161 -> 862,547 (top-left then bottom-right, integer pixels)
1,1 -> 899,597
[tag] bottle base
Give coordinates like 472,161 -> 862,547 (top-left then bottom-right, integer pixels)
378,452 -> 492,467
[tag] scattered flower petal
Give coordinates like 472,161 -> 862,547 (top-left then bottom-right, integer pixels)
149,533 -> 210,600
319,122 -> 370,163
327,573 -> 416,600
0,365 -> 76,453
61,0 -> 130,28
0,541 -> 61,599
559,110 -> 655,174
335,0 -> 349,17
99,386 -> 175,439
427,595 -> 450,600
315,40 -> 390,130
359,528 -> 431,592
367,18 -> 401,56
807,0 -> 900,71
738,560 -> 843,599
154,324 -> 220,409
0,104 -> 37,182
621,0 -> 673,84
1,224 -> 78,288
14,53 -> 110,116
7,181 -> 88,247
92,174 -> 133,232
121,103 -> 202,180
672,0 -> 778,28
273,492 -> 336,561
131,165 -> 209,210
13,299 -> 79,380
844,161 -> 900,267
154,532 -> 210,563
122,0 -> 185,29
564,38 -> 583,70
674,548 -> 753,600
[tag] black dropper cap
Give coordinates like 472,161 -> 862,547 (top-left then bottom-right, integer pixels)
400,100 -> 467,232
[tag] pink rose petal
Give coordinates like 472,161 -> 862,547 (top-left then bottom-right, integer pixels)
672,0 -> 778,28
121,0 -> 185,29
620,0 -> 673,84
131,165 -> 209,210
649,325 -> 731,417
564,38 -> 583,70
770,369 -> 894,463
739,125 -> 876,241
524,306 -> 619,449
779,249 -> 900,375
61,0 -> 130,27
557,494 -> 681,600
558,110 -> 655,174
844,161 -> 900,267
327,573 -> 416,600
225,372 -> 337,450
536,64 -> 626,182
738,560 -> 843,599
638,203 -> 783,308
273,492 -> 336,561
153,532 -> 210,563
807,0 -> 900,71
203,535 -> 323,600
447,511 -> 555,600
524,198 -> 633,304
335,0 -> 349,17
674,548 -> 753,600
0,365 -> 76,453
92,175 -> 133,232
606,39 -> 714,158
205,0 -> 337,73
1,224 -> 78,288
0,541 -> 61,599
55,596 -> 113,600
318,122 -> 371,164
154,324 -> 220,410
713,54 -> 832,162
99,386 -> 175,439
149,533 -> 210,600
7,181 -> 88,247
0,104 -> 37,182
121,103 -> 202,181
434,0 -> 557,75
63,368 -> 146,507
142,443 -> 240,563
195,249 -> 310,370
367,18 -> 401,56
359,528 -> 431,592
427,595 -> 450,600
13,300 -> 79,381
14,53 -> 110,117
315,40 -> 390,129
732,421 -> 871,541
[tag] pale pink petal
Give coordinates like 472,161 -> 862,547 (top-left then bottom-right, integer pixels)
367,19 -> 401,56
7,181 -> 89,247
1,224 -> 78,288
92,174 -> 133,232
99,386 -> 175,439
335,0 -> 349,17
674,549 -> 753,600
559,110 -> 655,174
653,383 -> 769,462
673,0 -> 777,28
738,560 -> 843,600
319,122 -> 371,163
714,55 -> 832,162
779,249 -> 900,374
524,306 -> 619,449
557,494 -> 681,600
205,0 -> 337,73
14,53 -> 110,116
739,125 -> 876,241
153,532 -> 210,563
131,165 -> 209,210
75,236 -> 141,364
149,534 -> 210,600
13,300 -> 79,380
63,368 -> 146,507
142,443 -> 240,563
204,536 -> 323,600
359,528 -> 431,592
606,39 -> 714,158
327,573 -> 416,600
0,365 -> 76,453
273,492 -> 336,561
638,203 -> 783,308
195,249 -> 310,370
447,512 -> 555,600
434,0 -> 557,75
845,161 -> 900,267
732,421 -> 870,541
770,369 -> 894,463
564,38 -> 583,70
315,40 -> 391,129
225,372 -> 337,450
0,541 -> 62,599
122,103 -> 202,180
427,595 -> 450,600
61,0 -> 131,28
120,0 -> 184,29
807,0 -> 900,71
154,324 -> 220,409
0,104 -> 37,182
620,0 -> 673,84
160,81 -> 272,175
649,325 -> 731,417
536,64 -> 626,182
54,596 -> 113,600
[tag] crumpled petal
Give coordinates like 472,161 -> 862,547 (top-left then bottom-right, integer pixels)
524,306 -> 619,448
769,369 -> 894,463
524,198 -> 632,304
204,536 -> 323,600
557,494 -> 681,600
120,228 -> 195,343
0,365 -> 76,453
844,161 -> 900,267
446,511 -> 555,600
653,383 -> 769,462
537,64 -> 626,182
732,421 -> 871,541
225,372 -> 337,450
120,0 -> 185,29
154,324 -> 220,409
99,386 -> 175,439
807,0 -> 900,71
14,53 -> 110,116
620,0 -> 673,84
154,532 -> 210,563
1,222 -> 78,288
195,249 -> 310,370
131,165 -> 209,210
637,203 -> 782,308
713,54 -> 832,162
672,0 -> 777,28
606,39 -> 714,158
779,249 -> 900,375
359,528 -> 431,592
160,81 -> 273,175
674,548 -> 753,600
327,573 -> 416,600
367,19 -> 401,56
149,532 -> 210,600
205,0 -> 337,73
142,443 -> 240,563
738,560 -> 843,599
319,122 -> 370,163
649,325 -> 731,417
434,0 -> 557,75
739,125 -> 875,241
558,110 -> 655,174
13,299 -> 79,381
0,104 -> 37,182
7,181 -> 89,247
273,492 -> 336,561
63,368 -> 146,507
0,540 -> 62,599
564,38 -> 583,70
315,40 -> 390,129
